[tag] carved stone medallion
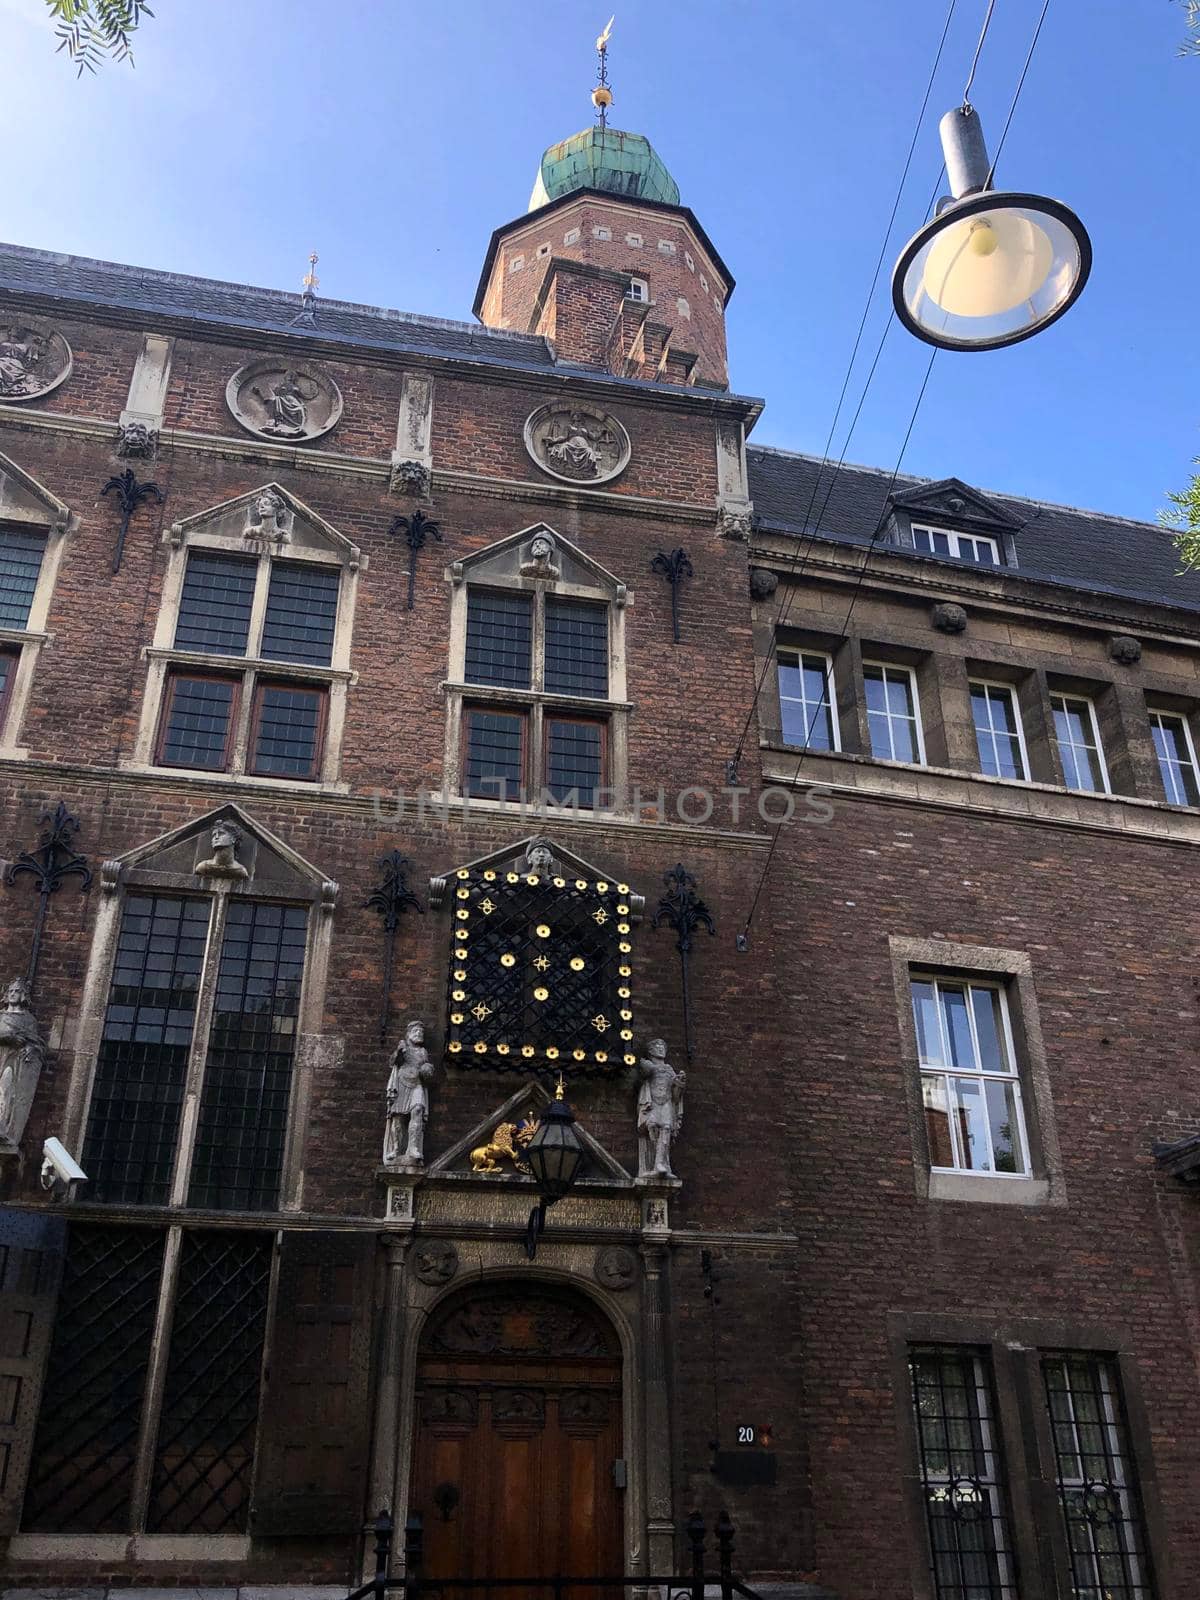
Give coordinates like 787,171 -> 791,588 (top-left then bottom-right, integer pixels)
524,403 -> 631,486
0,322 -> 72,403
226,358 -> 343,443
413,1239 -> 459,1286
594,1245 -> 638,1292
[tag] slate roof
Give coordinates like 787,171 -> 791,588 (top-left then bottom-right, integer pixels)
0,241 -> 561,374
747,447 -> 1200,618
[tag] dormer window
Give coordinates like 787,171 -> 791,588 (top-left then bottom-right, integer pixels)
911,523 -> 999,565
444,525 -> 630,813
625,277 -> 649,303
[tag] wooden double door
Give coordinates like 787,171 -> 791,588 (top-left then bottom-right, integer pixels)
411,1281 -> 624,1587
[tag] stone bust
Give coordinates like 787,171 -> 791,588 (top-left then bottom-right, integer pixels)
0,978 -> 46,1154
196,820 -> 249,881
524,837 -> 559,877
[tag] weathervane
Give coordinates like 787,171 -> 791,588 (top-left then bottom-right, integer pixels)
292,250 -> 320,327
593,16 -> 614,128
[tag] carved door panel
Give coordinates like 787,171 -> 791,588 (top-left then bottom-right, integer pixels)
412,1284 -> 623,1589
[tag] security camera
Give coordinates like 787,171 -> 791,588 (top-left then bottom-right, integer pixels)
41,1136 -> 87,1201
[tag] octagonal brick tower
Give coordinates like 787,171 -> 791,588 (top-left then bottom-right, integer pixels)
474,126 -> 734,390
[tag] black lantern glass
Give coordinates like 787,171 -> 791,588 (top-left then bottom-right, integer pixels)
525,1090 -> 585,1198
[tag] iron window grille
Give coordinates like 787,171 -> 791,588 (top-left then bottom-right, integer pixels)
444,864 -> 636,1075
865,660 -> 926,764
1041,1353 -> 1155,1600
911,523 -> 1001,565
1148,708 -> 1200,807
777,648 -> 839,751
970,681 -> 1029,781
23,1225 -> 166,1532
0,526 -> 47,629
911,974 -> 1029,1177
147,1229 -> 272,1533
1050,693 -> 1109,794
82,893 -> 310,1212
908,1345 -> 1018,1600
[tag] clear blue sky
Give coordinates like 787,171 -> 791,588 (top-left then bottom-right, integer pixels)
1,0 -> 1194,523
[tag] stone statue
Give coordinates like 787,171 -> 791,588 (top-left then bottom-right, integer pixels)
524,837 -> 559,877
520,531 -> 561,580
636,1038 -> 685,1179
195,819 -> 249,882
384,1019 -> 435,1167
0,331 -> 39,397
253,370 -> 319,438
0,978 -> 46,1154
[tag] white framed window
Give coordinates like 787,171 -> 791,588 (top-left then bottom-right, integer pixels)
129,485 -> 361,790
911,523 -> 1000,565
911,975 -> 1029,1177
777,649 -> 839,751
625,276 -> 649,303
970,680 -> 1029,780
1149,708 -> 1200,806
1050,692 -> 1109,793
865,661 -> 925,764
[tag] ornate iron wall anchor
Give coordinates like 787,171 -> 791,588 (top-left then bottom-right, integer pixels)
364,851 -> 425,1041
651,863 -> 715,1062
651,547 -> 693,644
389,508 -> 442,610
101,468 -> 163,574
5,801 -> 93,990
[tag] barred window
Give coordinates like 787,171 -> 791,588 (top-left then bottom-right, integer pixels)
250,682 -> 326,780
0,527 -> 47,629
158,673 -> 237,770
260,560 -> 340,667
466,590 -> 533,688
908,1346 -> 1017,1600
1042,1353 -> 1155,1600
173,552 -> 256,656
83,896 -> 209,1205
545,597 -> 608,697
188,903 -> 307,1211
546,716 -> 604,806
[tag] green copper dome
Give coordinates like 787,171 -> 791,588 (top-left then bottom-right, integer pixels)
528,128 -> 681,212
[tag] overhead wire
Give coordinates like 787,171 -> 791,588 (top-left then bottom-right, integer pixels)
961,0 -> 997,105
986,0 -> 1053,188
725,0 -> 958,783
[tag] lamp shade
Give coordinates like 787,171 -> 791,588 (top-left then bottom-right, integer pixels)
892,189 -> 1091,351
525,1094 -> 585,1199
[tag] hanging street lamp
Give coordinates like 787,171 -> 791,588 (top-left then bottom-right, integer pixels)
523,1077 -> 586,1260
892,105 -> 1091,352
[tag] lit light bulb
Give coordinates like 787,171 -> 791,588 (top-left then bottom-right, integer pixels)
921,206 -> 1055,318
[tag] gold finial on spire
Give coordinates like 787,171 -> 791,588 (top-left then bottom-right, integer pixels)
302,251 -> 319,295
592,15 -> 614,128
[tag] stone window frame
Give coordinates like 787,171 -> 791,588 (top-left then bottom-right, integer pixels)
126,488 -> 360,793
442,524 -> 631,815
887,1312 -> 1171,1600
63,806 -> 337,1219
889,935 -> 1066,1208
910,521 -> 1003,565
0,452 -> 75,760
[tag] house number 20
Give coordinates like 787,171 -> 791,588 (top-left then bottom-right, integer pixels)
737,1425 -> 756,1444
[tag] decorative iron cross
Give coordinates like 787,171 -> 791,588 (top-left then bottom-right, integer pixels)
650,547 -> 693,644
364,851 -> 425,1041
651,862 -> 715,1062
101,468 -> 163,574
389,508 -> 442,610
5,801 -> 93,990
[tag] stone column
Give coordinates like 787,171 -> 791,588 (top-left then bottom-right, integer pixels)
365,1234 -> 411,1580
640,1232 -> 675,1575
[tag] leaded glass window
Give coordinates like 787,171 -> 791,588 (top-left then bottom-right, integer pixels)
188,903 -> 307,1211
1042,1354 -> 1155,1600
445,861 -> 636,1075
465,706 -> 526,798
159,674 -> 237,770
465,590 -> 533,688
909,1346 -> 1017,1600
546,716 -> 603,805
173,552 -> 256,656
260,561 -> 340,667
250,682 -> 325,779
0,527 -> 47,629
545,597 -> 608,697
83,895 -> 209,1205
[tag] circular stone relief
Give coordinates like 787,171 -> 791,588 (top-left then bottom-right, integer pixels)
0,322 -> 72,402
226,357 -> 343,443
524,404 -> 631,486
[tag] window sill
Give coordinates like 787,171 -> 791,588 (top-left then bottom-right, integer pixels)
927,1171 -> 1053,1207
443,680 -> 632,712
145,646 -> 355,684
118,760 -> 350,796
